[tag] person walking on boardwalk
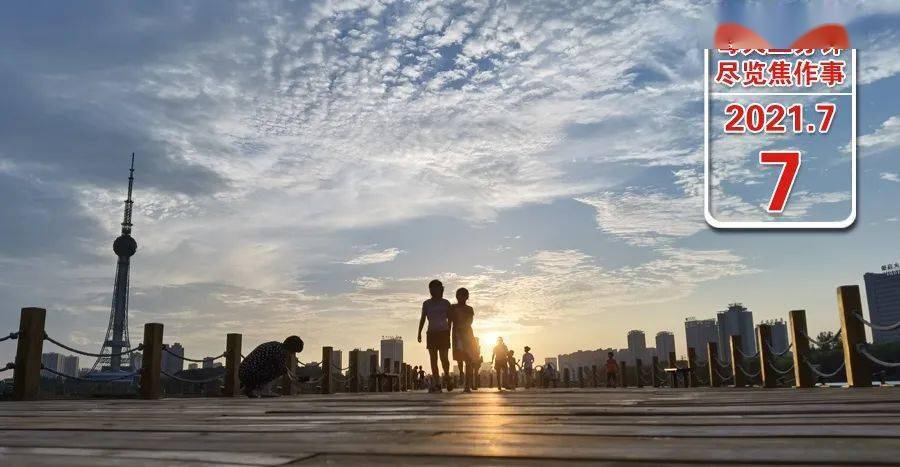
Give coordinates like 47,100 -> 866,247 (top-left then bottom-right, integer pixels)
605,352 -> 618,388
506,350 -> 518,390
449,287 -> 477,393
239,336 -> 304,398
472,338 -> 483,390
522,346 -> 535,389
490,337 -> 509,391
418,279 -> 453,393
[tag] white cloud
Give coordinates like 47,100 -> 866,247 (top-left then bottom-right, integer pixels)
854,116 -> 900,154
576,190 -> 705,246
344,247 -> 405,265
881,172 -> 900,183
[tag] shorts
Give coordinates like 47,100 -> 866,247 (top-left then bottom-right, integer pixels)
426,330 -> 450,350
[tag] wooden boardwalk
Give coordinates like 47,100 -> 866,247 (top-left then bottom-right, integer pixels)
1,387 -> 899,466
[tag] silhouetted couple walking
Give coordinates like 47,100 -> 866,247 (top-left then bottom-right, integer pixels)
417,279 -> 477,393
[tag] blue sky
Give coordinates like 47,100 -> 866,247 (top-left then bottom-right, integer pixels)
0,1 -> 898,368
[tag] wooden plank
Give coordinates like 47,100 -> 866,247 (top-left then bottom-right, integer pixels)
1,388 -> 899,465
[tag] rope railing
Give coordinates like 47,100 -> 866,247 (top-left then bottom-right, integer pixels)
766,342 -> 793,356
693,359 -> 709,368
41,364 -> 139,383
770,361 -> 795,375
717,359 -> 732,368
0,332 -> 19,343
853,312 -> 900,332
800,328 -> 841,346
737,363 -> 760,379
44,333 -> 143,358
802,357 -> 845,378
162,346 -> 225,363
857,344 -> 900,368
161,369 -> 223,384
735,348 -> 760,359
715,368 -> 734,381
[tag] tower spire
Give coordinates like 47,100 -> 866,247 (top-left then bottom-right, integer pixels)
122,153 -> 135,235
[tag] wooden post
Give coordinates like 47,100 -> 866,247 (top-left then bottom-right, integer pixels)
838,285 -> 872,388
789,309 -> 814,388
369,353 -> 378,392
591,365 -> 598,388
708,342 -> 720,387
577,367 -> 584,388
619,361 -> 628,388
651,355 -> 660,387
394,361 -> 401,392
635,359 -> 644,388
689,347 -> 703,388
321,346 -> 333,394
563,368 -> 570,388
667,351 -> 677,387
348,350 -> 359,393
281,352 -> 297,396
757,324 -> 776,388
730,335 -> 747,388
139,323 -> 164,400
223,333 -> 242,397
12,307 -> 46,401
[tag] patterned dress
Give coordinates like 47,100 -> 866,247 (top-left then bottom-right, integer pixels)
239,341 -> 288,390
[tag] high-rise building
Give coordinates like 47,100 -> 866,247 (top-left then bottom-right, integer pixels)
716,304 -> 755,363
685,317 -> 718,361
356,349 -> 379,381
864,266 -> 900,343
163,343 -> 184,375
381,336 -> 403,369
627,330 -> 647,364
655,331 -> 676,362
62,355 -> 80,378
92,154 -> 139,373
761,319 -> 790,354
41,353 -> 65,378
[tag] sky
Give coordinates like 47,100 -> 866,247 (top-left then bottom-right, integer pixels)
0,0 -> 898,369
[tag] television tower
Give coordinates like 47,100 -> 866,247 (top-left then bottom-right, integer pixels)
92,154 -> 138,372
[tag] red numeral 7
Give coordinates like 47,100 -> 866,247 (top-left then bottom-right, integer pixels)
815,102 -> 836,133
760,151 -> 801,213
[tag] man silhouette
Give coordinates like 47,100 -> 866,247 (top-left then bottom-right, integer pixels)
490,337 -> 509,391
418,279 -> 452,393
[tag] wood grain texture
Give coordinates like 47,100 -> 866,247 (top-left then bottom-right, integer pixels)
1,387 -> 898,465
